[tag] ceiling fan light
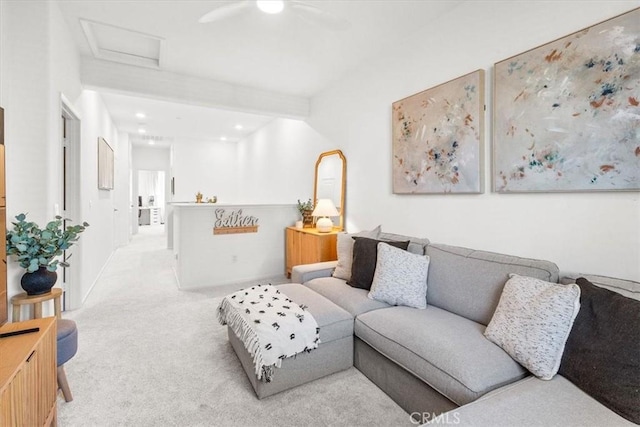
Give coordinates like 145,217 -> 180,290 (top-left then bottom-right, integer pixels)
256,0 -> 284,14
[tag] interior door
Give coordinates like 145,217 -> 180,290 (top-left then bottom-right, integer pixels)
59,97 -> 82,310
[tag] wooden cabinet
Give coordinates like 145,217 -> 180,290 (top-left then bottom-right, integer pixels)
285,227 -> 338,278
0,317 -> 57,426
0,106 -> 6,325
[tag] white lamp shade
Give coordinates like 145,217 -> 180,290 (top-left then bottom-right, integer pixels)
311,199 -> 339,217
312,199 -> 339,232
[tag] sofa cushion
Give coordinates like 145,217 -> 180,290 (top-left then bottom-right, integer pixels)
348,237 -> 409,290
304,277 -> 390,317
275,283 -> 353,343
355,305 -> 527,406
432,375 -> 636,426
378,232 -> 429,256
332,226 -> 381,280
561,273 -> 640,301
369,243 -> 430,309
484,274 -> 580,380
425,243 -> 559,325
558,277 -> 640,424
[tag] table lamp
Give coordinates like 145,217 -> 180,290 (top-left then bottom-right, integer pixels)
312,199 -> 339,233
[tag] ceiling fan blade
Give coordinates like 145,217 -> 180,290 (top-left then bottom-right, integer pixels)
290,2 -> 351,31
198,1 -> 252,24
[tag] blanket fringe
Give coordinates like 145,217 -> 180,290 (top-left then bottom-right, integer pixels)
218,297 -> 279,381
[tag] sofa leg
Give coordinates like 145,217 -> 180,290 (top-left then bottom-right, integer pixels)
57,365 -> 73,402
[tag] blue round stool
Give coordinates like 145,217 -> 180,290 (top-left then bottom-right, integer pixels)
57,319 -> 78,402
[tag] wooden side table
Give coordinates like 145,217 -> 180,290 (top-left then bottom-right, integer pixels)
11,287 -> 62,322
285,227 -> 338,278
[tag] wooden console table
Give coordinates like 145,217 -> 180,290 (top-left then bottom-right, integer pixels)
0,317 -> 57,426
11,288 -> 62,322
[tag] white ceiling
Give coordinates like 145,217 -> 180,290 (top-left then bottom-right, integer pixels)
101,92 -> 276,145
56,0 -> 465,145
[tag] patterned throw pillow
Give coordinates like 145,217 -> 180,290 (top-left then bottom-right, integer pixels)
332,225 -> 381,281
368,243 -> 430,309
484,274 -> 580,380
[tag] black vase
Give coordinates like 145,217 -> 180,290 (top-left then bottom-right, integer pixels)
20,267 -> 58,296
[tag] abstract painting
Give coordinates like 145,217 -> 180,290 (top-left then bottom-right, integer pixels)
494,8 -> 640,192
392,69 -> 484,194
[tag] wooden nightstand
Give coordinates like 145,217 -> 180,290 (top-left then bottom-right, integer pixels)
285,227 -> 339,278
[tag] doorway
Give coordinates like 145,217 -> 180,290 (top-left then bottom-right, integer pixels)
137,170 -> 166,227
60,96 -> 81,310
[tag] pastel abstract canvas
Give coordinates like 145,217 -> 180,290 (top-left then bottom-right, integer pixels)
494,8 -> 640,192
392,70 -> 484,194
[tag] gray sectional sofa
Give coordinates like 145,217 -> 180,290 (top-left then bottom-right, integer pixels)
290,232 -> 639,426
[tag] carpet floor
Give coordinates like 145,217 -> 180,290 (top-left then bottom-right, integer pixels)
57,225 -> 411,426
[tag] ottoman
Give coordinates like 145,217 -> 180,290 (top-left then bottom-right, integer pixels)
228,283 -> 354,399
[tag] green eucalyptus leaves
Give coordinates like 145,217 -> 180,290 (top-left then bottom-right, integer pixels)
6,213 -> 89,272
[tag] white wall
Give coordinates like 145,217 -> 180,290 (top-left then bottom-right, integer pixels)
171,139 -> 238,203
0,1 -> 93,314
114,131 -> 132,247
76,90 -> 121,304
0,1 -> 53,313
170,118 -> 334,206
309,1 -> 640,281
0,1 -> 128,313
237,118 -> 336,204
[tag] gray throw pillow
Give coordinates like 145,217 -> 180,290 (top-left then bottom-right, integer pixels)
484,274 -> 580,380
347,237 -> 409,290
368,243 -> 430,309
332,225 -> 381,280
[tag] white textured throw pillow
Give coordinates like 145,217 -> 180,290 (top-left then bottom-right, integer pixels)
484,274 -> 581,380
332,225 -> 381,281
368,243 -> 430,309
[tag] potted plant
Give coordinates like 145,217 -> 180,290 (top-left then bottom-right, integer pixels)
6,213 -> 89,295
297,198 -> 314,228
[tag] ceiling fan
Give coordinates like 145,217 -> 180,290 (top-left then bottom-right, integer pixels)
198,0 -> 351,31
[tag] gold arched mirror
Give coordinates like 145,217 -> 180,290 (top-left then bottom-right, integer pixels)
313,150 -> 346,231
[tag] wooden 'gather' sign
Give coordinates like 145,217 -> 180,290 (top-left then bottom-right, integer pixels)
213,209 -> 259,235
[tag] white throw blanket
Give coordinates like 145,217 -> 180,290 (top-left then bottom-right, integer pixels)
217,284 -> 320,382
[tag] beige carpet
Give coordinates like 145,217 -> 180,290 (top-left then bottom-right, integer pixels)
57,225 -> 411,426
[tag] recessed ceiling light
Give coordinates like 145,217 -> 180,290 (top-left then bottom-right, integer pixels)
235,124 -> 243,130
148,140 -> 155,145
138,128 -> 146,134
220,136 -> 227,141
135,112 -> 146,119
256,0 -> 284,14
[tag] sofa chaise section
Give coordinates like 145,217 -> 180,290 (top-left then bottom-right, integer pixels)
293,238 -> 562,418
430,375 -> 636,426
355,305 -> 527,406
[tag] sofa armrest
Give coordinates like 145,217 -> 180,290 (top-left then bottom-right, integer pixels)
291,261 -> 338,284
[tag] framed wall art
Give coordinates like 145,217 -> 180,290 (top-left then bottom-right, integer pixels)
493,8 -> 640,193
98,137 -> 114,190
392,69 -> 485,194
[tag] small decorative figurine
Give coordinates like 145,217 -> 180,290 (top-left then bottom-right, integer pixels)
195,191 -> 203,203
